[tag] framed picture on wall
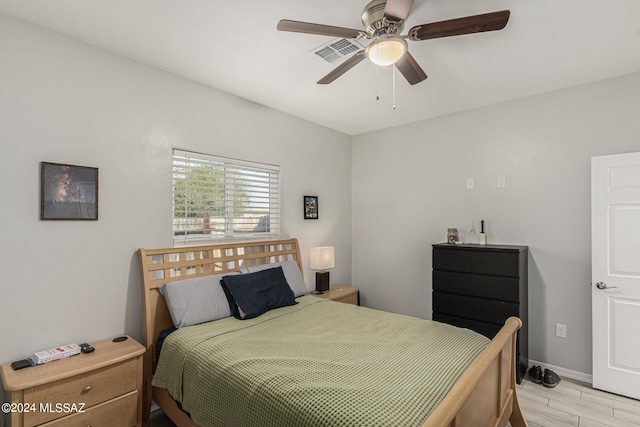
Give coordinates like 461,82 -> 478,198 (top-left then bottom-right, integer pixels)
40,162 -> 99,220
304,195 -> 318,220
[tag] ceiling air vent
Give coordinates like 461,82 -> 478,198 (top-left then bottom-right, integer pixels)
310,38 -> 364,65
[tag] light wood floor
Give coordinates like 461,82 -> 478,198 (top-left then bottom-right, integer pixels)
145,378 -> 640,427
514,377 -> 640,427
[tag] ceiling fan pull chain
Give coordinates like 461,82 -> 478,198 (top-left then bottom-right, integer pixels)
376,62 -> 380,101
393,66 -> 397,110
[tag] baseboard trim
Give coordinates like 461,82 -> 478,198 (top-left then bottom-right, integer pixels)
529,359 -> 592,384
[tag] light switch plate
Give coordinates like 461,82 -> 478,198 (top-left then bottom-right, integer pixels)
556,323 -> 567,338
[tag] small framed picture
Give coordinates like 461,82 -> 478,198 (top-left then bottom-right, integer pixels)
41,162 -> 98,220
304,195 -> 318,220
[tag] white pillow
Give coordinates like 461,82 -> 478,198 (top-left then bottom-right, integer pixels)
239,260 -> 309,297
159,273 -> 237,328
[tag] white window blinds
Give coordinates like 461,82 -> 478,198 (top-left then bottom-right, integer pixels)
172,149 -> 280,243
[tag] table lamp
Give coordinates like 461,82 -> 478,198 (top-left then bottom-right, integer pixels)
309,246 -> 334,294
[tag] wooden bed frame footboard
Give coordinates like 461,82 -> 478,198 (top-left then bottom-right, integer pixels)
138,238 -> 527,427
424,316 -> 527,427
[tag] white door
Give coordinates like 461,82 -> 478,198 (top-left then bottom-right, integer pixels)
592,152 -> 640,399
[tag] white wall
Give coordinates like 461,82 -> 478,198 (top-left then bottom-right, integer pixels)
352,71 -> 640,377
3,10 -> 639,385
0,13 -> 351,365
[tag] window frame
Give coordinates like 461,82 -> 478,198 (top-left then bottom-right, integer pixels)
172,149 -> 281,245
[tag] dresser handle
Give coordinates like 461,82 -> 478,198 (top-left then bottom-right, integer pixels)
81,385 -> 92,394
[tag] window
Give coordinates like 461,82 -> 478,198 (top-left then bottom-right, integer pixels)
172,149 -> 280,243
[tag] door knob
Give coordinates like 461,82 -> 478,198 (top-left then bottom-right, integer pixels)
595,281 -> 617,290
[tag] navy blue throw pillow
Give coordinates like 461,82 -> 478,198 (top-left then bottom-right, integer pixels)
221,266 -> 297,319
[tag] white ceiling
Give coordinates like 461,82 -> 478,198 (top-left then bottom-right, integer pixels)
1,0 -> 640,135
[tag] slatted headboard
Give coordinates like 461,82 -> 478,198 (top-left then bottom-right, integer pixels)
137,238 -> 303,416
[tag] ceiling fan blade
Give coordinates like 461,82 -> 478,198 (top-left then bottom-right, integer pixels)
383,0 -> 415,22
409,10 -> 510,41
317,51 -> 367,84
277,19 -> 363,39
395,52 -> 428,85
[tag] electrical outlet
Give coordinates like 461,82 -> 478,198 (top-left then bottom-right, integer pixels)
556,323 -> 567,338
466,178 -> 475,190
497,175 -> 506,188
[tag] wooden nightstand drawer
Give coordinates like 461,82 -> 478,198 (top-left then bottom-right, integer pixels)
24,359 -> 138,426
312,285 -> 359,305
332,291 -> 358,305
39,391 -> 137,427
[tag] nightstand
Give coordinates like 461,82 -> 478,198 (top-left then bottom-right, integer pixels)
1,336 -> 145,427
313,285 -> 359,305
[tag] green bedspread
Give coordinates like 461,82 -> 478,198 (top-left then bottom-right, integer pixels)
152,296 -> 490,427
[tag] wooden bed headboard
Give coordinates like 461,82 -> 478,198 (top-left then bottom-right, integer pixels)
137,238 -> 303,414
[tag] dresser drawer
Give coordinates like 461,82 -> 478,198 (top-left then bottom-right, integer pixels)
39,391 -> 138,427
433,270 -> 520,302
24,359 -> 138,426
432,248 -> 472,273
432,246 -> 523,277
433,292 -> 519,325
433,313 -> 503,340
471,251 -> 520,277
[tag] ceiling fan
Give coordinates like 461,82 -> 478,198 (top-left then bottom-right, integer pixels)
277,0 -> 510,85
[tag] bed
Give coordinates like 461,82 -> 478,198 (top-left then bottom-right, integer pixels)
138,238 -> 528,427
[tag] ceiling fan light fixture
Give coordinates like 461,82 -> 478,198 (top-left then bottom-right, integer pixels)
366,35 -> 407,66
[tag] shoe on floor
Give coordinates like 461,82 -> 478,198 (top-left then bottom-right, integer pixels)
543,369 -> 561,388
528,365 -> 542,384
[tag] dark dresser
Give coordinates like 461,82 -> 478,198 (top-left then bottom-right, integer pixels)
432,243 -> 528,383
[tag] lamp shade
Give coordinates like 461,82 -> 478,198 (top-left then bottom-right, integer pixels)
309,246 -> 335,271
